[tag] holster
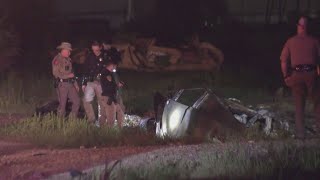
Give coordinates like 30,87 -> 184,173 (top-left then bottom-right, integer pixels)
53,78 -> 59,88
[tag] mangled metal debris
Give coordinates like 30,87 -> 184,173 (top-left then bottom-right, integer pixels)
35,88 -> 278,138
225,98 -> 274,135
154,88 -> 276,138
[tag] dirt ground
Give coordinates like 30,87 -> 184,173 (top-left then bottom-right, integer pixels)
0,114 -> 166,179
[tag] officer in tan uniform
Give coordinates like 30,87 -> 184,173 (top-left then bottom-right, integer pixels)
52,42 -> 80,118
100,51 -> 125,128
280,17 -> 320,139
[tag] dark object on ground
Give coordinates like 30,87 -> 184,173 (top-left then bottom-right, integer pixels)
139,117 -> 156,133
35,100 -> 86,119
155,88 -> 245,139
153,92 -> 167,123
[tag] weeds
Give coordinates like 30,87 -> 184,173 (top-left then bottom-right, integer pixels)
1,114 -> 154,148
0,113 -> 204,148
109,141 -> 320,179
0,72 -> 55,114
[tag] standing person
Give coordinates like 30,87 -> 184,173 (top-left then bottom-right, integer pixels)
52,42 -> 80,118
108,47 -> 125,112
82,41 -> 108,125
280,16 -> 320,139
102,41 -> 125,112
100,53 -> 125,128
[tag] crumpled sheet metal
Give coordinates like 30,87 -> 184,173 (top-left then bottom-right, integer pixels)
123,114 -> 142,127
123,97 -> 277,136
227,98 -> 275,135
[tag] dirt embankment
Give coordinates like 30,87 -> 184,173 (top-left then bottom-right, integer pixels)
0,114 -> 166,179
0,143 -> 164,179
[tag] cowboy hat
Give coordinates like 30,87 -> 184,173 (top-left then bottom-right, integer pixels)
56,42 -> 72,51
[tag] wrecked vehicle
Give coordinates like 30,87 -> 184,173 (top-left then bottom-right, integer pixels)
153,88 -> 275,138
35,88 -> 275,138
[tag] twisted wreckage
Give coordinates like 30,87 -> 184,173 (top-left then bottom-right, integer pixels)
71,35 -> 224,72
152,88 -> 274,138
36,88 -> 276,138
42,37 -> 277,138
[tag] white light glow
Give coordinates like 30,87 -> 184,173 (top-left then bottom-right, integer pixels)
169,109 -> 181,130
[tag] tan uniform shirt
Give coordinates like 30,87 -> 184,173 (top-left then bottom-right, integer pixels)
52,54 -> 73,79
280,34 -> 320,67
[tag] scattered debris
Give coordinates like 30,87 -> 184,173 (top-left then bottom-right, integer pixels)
35,88 -> 318,139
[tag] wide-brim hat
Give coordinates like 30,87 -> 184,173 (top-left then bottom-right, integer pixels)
57,42 -> 72,51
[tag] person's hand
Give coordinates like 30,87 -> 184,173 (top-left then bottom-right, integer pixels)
68,73 -> 75,78
118,81 -> 124,88
73,83 -> 80,92
82,85 -> 86,92
284,76 -> 292,87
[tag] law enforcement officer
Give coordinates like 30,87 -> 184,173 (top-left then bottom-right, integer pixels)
52,42 -> 80,118
108,47 -> 125,112
280,16 -> 320,139
100,52 -> 125,128
82,41 -> 108,124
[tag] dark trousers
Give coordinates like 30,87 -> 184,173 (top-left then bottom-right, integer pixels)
289,71 -> 320,137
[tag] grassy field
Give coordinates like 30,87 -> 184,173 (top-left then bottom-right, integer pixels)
107,140 -> 320,179
0,67 -> 276,114
0,68 -> 278,146
1,69 -> 320,179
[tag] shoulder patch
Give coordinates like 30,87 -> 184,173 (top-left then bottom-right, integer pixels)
53,59 -> 59,65
106,75 -> 112,82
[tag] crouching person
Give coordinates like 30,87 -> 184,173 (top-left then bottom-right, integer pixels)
100,60 -> 124,128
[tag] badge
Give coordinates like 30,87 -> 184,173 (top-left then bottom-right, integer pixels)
53,59 -> 59,65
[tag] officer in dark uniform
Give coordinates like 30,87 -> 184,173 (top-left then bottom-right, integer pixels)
82,41 -> 108,124
100,50 -> 125,127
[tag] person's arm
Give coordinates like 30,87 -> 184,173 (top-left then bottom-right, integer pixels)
316,39 -> 320,75
81,55 -> 92,86
316,39 -> 320,64
52,57 -> 73,79
280,40 -> 290,78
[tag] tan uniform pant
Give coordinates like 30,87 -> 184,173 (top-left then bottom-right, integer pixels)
56,82 -> 80,118
83,81 -> 106,123
101,96 -> 125,128
289,71 -> 320,137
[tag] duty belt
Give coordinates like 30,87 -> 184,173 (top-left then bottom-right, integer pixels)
59,78 -> 75,83
87,74 -> 101,82
292,64 -> 316,72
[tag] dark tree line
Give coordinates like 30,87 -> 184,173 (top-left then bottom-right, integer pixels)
0,0 -> 56,70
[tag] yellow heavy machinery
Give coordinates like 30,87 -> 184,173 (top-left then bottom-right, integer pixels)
71,35 -> 224,72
